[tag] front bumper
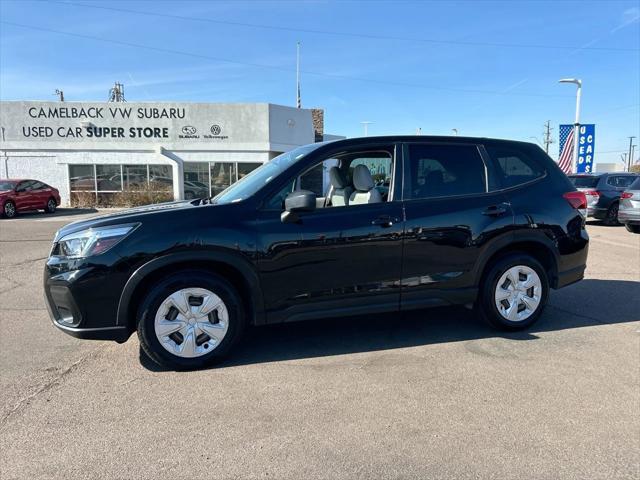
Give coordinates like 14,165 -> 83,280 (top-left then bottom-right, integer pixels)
44,258 -> 133,343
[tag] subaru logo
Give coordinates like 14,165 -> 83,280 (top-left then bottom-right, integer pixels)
182,126 -> 197,135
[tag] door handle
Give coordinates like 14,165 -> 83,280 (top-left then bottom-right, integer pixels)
371,215 -> 395,228
482,204 -> 509,216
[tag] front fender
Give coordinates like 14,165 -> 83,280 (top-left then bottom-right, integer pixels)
116,250 -> 265,330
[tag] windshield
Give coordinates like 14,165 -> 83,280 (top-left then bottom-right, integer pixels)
569,176 -> 600,188
213,143 -> 324,204
629,177 -> 640,190
0,181 -> 16,191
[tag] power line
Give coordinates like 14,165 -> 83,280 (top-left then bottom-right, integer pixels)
0,21 -> 572,99
51,0 -> 639,53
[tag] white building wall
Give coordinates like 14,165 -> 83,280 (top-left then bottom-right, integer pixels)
0,101 -> 318,206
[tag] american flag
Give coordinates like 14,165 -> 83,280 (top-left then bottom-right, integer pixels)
558,125 -> 575,174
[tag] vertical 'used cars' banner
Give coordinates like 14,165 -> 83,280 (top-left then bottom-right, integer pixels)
561,124 -> 595,173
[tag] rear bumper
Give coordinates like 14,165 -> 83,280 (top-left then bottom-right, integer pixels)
618,208 -> 640,225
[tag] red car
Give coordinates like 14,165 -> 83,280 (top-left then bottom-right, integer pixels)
0,179 -> 61,218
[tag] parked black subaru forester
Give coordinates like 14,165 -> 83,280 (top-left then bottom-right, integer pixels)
45,136 -> 589,369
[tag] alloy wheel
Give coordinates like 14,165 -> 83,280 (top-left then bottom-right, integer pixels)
154,287 -> 229,358
47,199 -> 56,213
4,202 -> 16,218
494,265 -> 542,322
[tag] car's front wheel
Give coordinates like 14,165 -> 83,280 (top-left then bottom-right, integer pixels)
625,224 -> 640,234
3,200 -> 17,218
478,254 -> 549,330
137,270 -> 246,370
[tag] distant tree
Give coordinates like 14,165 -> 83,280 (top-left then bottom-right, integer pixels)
631,164 -> 640,173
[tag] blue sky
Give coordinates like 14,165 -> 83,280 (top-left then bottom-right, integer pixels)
1,0 -> 639,166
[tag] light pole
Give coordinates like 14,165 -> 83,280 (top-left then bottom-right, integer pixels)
360,121 -> 373,137
559,78 -> 582,173
451,128 -> 458,136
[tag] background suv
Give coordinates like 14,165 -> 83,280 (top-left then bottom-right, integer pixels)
1,179 -> 61,218
45,136 -> 589,369
569,172 -> 639,225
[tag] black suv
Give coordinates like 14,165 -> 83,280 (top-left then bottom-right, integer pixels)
45,136 -> 589,369
568,172 -> 639,225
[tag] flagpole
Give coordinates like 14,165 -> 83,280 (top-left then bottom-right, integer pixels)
296,41 -> 301,108
559,78 -> 582,173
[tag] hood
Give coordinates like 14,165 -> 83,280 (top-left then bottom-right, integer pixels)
54,200 -> 196,240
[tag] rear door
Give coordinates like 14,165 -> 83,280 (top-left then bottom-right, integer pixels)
30,181 -> 50,208
400,142 -> 513,309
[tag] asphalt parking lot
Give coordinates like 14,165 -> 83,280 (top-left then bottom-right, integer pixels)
0,209 -> 638,480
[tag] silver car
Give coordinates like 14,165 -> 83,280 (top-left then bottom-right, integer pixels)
619,177 -> 640,233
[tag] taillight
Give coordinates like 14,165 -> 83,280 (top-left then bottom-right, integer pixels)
563,191 -> 587,210
621,192 -> 634,199
584,190 -> 600,197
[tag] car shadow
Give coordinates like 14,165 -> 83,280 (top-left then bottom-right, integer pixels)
139,278 -> 639,372
7,207 -> 98,220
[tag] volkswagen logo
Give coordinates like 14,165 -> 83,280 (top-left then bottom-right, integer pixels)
210,124 -> 221,135
182,126 -> 197,135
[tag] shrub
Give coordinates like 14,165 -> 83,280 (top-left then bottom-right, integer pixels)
111,182 -> 173,207
70,191 -> 97,208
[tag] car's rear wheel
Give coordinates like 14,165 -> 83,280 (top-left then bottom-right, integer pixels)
625,224 -> 640,234
3,200 -> 16,218
478,253 -> 548,330
603,202 -> 619,225
45,198 -> 57,214
137,270 -> 246,370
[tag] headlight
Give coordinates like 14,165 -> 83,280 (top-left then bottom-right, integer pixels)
55,224 -> 138,259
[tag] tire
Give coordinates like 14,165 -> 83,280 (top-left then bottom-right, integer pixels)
3,200 -> 17,218
625,224 -> 640,234
45,197 -> 57,214
603,202 -> 619,226
137,270 -> 246,370
477,253 -> 549,331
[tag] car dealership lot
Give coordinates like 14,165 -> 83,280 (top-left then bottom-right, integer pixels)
1,210 -> 638,479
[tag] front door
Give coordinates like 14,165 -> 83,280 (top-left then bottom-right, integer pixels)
13,181 -> 35,211
256,145 -> 404,324
400,142 -> 513,309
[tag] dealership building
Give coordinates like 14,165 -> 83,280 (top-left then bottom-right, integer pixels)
0,101 -> 336,205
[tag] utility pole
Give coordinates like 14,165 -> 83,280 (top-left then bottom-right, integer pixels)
631,144 -> 637,168
54,89 -> 64,102
108,82 -> 126,102
542,120 -> 554,154
627,136 -> 636,171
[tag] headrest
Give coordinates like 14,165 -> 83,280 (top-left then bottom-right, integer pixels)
426,170 -> 444,184
329,166 -> 348,189
353,164 -> 375,191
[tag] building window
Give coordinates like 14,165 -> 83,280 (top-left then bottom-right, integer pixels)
69,164 -> 173,206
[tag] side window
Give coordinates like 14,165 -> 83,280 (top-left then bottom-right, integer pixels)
17,181 -> 35,192
31,181 -> 45,190
485,144 -> 545,188
407,144 -> 487,199
264,149 -> 394,210
608,176 -> 635,188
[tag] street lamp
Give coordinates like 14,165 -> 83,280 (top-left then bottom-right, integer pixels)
451,128 -> 458,136
559,78 -> 582,173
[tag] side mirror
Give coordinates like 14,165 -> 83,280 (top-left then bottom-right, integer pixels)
281,190 -> 316,223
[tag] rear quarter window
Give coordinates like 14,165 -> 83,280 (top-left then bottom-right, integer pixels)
485,144 -> 545,188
